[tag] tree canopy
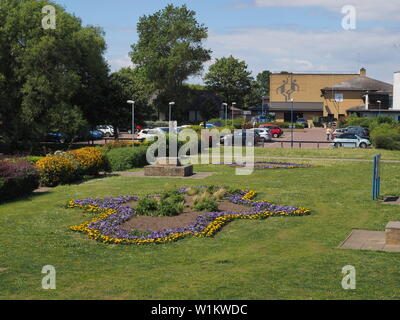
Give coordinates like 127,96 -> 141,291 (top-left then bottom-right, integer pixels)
0,0 -> 109,149
204,55 -> 254,108
129,4 -> 211,119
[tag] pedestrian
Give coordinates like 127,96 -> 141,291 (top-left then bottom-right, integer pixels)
326,127 -> 332,141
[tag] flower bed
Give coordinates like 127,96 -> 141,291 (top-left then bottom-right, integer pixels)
67,188 -> 311,245
222,161 -> 312,169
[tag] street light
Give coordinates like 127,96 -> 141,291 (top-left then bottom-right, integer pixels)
290,98 -> 294,148
377,100 -> 382,117
169,102 -> 175,124
127,100 -> 135,144
222,103 -> 228,126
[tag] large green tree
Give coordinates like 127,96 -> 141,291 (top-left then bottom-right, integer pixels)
0,0 -> 109,149
204,55 -> 253,107
106,67 -> 156,132
129,4 -> 211,119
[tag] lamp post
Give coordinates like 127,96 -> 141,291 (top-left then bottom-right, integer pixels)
127,100 -> 135,143
290,98 -> 294,148
231,102 -> 237,126
222,103 -> 228,126
377,100 -> 382,117
169,102 -> 175,125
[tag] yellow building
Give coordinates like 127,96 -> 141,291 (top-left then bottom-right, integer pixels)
268,68 -> 392,122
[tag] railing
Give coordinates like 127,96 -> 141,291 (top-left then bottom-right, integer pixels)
273,141 -> 357,149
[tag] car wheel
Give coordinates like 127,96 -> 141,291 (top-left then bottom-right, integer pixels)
273,133 -> 279,138
105,133 -> 111,138
359,142 -> 367,149
334,142 -> 342,148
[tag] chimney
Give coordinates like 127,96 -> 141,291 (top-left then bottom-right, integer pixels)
360,68 -> 366,77
393,72 -> 400,110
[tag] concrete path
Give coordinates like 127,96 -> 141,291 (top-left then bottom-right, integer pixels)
340,230 -> 400,252
114,171 -> 216,180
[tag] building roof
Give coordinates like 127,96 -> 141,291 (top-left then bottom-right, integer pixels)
322,77 -> 393,93
347,105 -> 400,113
268,102 -> 323,112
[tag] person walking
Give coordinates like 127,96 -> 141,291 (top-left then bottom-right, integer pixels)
326,127 -> 332,141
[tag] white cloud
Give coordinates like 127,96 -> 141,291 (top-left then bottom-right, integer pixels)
252,0 -> 400,21
107,55 -> 133,72
206,27 -> 400,83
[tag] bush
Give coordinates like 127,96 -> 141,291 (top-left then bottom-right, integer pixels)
101,140 -> 141,151
0,160 -> 40,202
106,146 -> 148,171
372,131 -> 400,150
36,155 -> 81,187
193,198 -> 219,212
157,200 -> 183,217
68,147 -> 111,176
257,122 -> 305,129
136,192 -> 185,217
136,198 -> 159,216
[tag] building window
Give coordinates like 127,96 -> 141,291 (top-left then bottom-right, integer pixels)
334,93 -> 344,102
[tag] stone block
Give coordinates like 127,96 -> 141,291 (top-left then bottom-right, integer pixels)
385,222 -> 400,245
144,165 -> 193,177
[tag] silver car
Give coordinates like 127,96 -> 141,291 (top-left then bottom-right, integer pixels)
252,128 -> 272,142
332,134 -> 371,149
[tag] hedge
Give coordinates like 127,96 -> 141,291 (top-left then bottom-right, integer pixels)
106,146 -> 148,171
0,160 -> 40,202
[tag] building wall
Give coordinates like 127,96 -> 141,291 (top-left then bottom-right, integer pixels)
323,91 -> 365,118
270,73 -> 359,103
270,73 -> 361,119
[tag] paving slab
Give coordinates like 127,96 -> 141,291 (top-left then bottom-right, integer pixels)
115,171 -> 216,180
339,230 -> 400,252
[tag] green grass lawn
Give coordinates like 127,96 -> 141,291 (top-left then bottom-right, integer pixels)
1,149 -> 400,299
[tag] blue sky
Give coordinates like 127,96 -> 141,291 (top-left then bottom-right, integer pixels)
54,0 -> 400,83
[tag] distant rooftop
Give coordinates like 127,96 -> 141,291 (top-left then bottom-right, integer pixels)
322,77 -> 393,93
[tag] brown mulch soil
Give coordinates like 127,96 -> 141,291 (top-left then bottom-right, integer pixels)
121,195 -> 250,232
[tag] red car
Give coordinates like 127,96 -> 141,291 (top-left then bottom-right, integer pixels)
259,124 -> 283,138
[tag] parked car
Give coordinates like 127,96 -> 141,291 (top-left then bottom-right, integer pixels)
46,133 -> 66,144
332,128 -> 347,139
221,130 -> 262,146
89,130 -> 104,140
345,126 -> 370,138
136,127 -> 170,142
251,128 -> 272,142
332,134 -> 371,149
96,125 -> 115,137
296,118 -> 308,128
259,124 -> 283,138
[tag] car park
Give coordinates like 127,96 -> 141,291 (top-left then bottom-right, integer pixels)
258,124 -> 283,138
332,134 -> 371,149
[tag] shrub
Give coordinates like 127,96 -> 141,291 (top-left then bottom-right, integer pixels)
0,160 -> 40,202
136,198 -> 159,216
36,155 -> 81,187
101,140 -> 141,151
193,198 -> 219,212
106,146 -> 148,171
68,147 -> 111,176
157,200 -> 184,217
372,132 -> 400,150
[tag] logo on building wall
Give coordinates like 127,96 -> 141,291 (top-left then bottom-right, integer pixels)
276,75 -> 300,101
